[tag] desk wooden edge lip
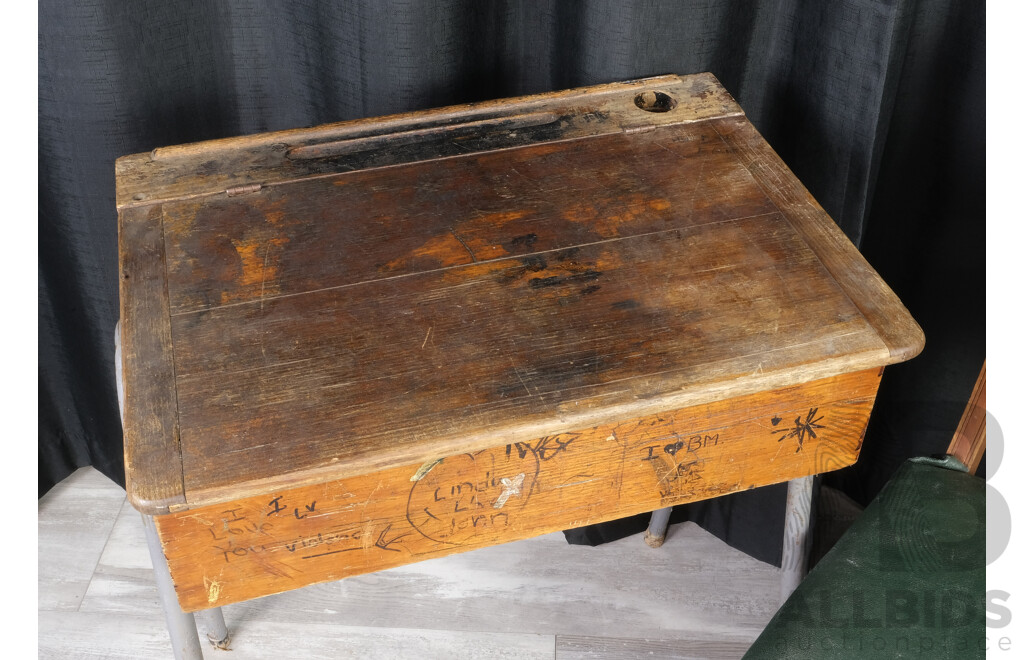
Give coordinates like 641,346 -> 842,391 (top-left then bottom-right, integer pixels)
116,72 -> 925,516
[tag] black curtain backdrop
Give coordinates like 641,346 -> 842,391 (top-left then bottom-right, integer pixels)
39,0 -> 984,568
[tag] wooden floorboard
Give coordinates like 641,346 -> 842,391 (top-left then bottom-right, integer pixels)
41,467 -> 779,659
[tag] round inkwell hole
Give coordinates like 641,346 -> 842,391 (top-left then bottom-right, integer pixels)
634,91 -> 677,113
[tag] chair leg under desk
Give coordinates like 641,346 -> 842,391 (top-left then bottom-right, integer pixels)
779,475 -> 814,602
142,514 -> 205,660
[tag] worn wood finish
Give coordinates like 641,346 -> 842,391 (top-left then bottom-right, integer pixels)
118,73 -> 923,514
114,74 -> 742,210
118,204 -> 186,512
157,368 -> 879,612
170,211 -> 887,504
160,124 -> 775,315
947,361 -> 986,474
710,116 -> 925,363
117,73 -> 924,625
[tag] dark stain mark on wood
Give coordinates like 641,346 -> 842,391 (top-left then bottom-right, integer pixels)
520,254 -> 547,271
554,247 -> 581,262
509,233 -> 539,251
529,269 -> 601,289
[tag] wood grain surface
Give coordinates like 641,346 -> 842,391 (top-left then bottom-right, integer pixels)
157,368 -> 880,612
117,73 -> 923,515
169,205 -> 890,504
114,73 -> 742,210
160,124 -> 773,314
711,116 -> 924,363
117,205 -> 186,512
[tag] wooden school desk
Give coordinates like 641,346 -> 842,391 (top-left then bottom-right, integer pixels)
115,73 -> 923,659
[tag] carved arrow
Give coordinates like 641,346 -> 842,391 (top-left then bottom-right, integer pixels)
374,522 -> 411,552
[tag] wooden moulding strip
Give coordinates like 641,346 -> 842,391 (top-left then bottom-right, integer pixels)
118,204 -> 187,513
157,367 -> 881,612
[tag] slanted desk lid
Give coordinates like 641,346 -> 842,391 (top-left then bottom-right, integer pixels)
117,73 -> 923,513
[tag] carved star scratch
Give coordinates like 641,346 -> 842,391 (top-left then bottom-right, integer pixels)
773,408 -> 825,453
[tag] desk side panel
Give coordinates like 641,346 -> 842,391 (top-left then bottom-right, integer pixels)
157,367 -> 880,612
119,204 -> 186,513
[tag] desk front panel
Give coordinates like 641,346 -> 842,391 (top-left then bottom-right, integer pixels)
157,367 -> 880,612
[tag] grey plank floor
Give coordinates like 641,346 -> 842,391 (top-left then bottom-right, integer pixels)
39,467 -> 779,659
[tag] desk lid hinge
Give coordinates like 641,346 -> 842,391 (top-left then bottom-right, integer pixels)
622,124 -> 657,135
225,182 -> 263,197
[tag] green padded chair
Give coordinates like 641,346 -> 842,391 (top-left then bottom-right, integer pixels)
744,364 -> 986,659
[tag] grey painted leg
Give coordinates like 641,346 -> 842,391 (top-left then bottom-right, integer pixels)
780,476 -> 814,602
196,608 -> 230,650
122,321 -> 218,659
644,506 -> 673,547
142,514 -> 204,660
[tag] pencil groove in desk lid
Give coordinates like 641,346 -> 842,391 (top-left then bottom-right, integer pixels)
116,73 -> 923,511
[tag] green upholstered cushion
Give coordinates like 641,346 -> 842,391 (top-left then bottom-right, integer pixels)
744,460 -> 985,659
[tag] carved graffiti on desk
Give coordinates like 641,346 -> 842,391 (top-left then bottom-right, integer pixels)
639,433 -> 720,460
638,433 -> 721,498
506,432 -> 578,461
374,522 -> 412,552
287,526 -> 364,559
206,507 -> 275,564
208,502 -> 416,563
493,473 -> 525,509
772,407 -> 825,453
406,447 -> 541,545
645,453 -> 707,498
200,408 -> 825,567
266,495 -> 318,519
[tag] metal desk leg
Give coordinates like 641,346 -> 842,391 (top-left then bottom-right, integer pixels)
121,320 -> 223,659
142,514 -> 204,660
195,607 -> 230,650
780,476 -> 814,602
644,506 -> 673,547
